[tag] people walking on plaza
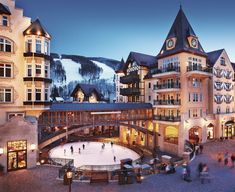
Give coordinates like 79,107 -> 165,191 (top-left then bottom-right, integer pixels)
82,144 -> 85,150
70,145 -> 74,154
182,162 -> 191,182
199,144 -> 204,154
231,153 -> 235,168
224,152 -> 229,165
217,152 -> 223,163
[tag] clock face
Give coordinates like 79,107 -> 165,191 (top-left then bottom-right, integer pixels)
167,39 -> 174,49
191,38 -> 198,48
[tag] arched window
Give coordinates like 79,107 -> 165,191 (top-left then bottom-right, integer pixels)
0,37 -> 13,52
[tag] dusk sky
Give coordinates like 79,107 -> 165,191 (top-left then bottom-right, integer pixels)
16,0 -> 235,61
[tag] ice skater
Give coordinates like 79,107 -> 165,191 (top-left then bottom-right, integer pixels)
64,149 -> 66,156
114,156 -> 116,162
79,148 -> 81,154
70,145 -> 74,154
111,141 -> 113,147
83,144 -> 85,150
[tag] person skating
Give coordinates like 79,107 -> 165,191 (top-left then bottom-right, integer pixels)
231,153 -> 235,168
70,145 -> 74,154
199,144 -> 203,154
82,144 -> 85,150
224,152 -> 229,165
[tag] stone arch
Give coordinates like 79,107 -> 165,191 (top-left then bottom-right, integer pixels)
188,126 -> 202,144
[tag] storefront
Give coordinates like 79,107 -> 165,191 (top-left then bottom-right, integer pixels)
7,140 -> 27,171
224,121 -> 235,139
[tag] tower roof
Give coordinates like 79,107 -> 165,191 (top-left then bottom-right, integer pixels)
23,19 -> 51,39
0,3 -> 11,15
157,7 -> 206,58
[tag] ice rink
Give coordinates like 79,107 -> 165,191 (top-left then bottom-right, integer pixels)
49,142 -> 140,169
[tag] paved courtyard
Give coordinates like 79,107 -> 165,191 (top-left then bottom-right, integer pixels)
0,140 -> 235,192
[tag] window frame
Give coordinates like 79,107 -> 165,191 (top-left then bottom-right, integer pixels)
0,63 -> 12,78
0,87 -> 13,103
2,15 -> 8,27
35,88 -> 41,101
0,37 -> 13,53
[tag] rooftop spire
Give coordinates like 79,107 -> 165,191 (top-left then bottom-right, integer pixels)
157,7 -> 206,58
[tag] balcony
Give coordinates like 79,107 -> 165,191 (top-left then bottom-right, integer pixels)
152,67 -> 180,78
23,77 -> 52,83
153,83 -> 180,92
120,88 -> 140,96
24,52 -> 50,60
120,72 -> 140,84
23,101 -> 51,106
153,115 -> 181,122
153,99 -> 181,107
186,65 -> 212,78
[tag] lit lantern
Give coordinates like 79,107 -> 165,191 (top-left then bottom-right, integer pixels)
30,144 -> 36,152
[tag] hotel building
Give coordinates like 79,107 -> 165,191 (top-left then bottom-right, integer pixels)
117,7 -> 235,155
0,0 -> 51,172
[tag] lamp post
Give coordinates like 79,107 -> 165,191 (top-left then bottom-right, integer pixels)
221,119 -> 225,139
66,168 -> 73,192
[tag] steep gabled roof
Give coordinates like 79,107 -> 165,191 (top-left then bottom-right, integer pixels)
121,51 -> 156,72
231,62 -> 235,72
115,58 -> 125,73
207,49 -> 224,67
0,3 -> 11,15
70,83 -> 102,100
23,19 -> 51,38
157,7 -> 206,58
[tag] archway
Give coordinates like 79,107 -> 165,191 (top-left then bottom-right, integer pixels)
224,120 -> 235,139
207,123 -> 214,140
189,126 -> 202,144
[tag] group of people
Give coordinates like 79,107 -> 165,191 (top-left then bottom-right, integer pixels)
63,144 -> 86,156
217,152 -> 235,168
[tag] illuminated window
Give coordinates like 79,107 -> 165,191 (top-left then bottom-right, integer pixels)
8,113 -> 25,120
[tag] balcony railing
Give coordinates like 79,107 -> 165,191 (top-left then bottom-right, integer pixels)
120,72 -> 140,84
152,66 -> 180,75
153,83 -> 180,90
153,115 -> 181,122
187,65 -> 212,73
120,88 -> 140,96
153,100 -> 181,105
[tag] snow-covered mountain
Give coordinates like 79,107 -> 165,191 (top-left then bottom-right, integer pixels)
50,53 -> 121,102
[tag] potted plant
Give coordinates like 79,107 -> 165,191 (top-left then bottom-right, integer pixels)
0,164 -> 4,176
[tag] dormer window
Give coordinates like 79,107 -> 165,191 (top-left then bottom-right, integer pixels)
2,15 -> 8,26
0,38 -> 12,52
220,57 -> 225,66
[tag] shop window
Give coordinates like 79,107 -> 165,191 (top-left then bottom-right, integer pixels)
164,126 -> 178,144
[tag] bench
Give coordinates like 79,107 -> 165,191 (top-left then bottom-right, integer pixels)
90,171 -> 109,184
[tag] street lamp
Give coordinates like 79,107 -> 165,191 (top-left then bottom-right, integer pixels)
66,168 -> 73,192
221,119 -> 225,139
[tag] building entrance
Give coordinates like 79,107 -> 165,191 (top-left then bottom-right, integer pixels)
7,140 -> 27,171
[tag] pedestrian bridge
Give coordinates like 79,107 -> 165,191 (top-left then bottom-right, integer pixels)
38,103 -> 154,149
